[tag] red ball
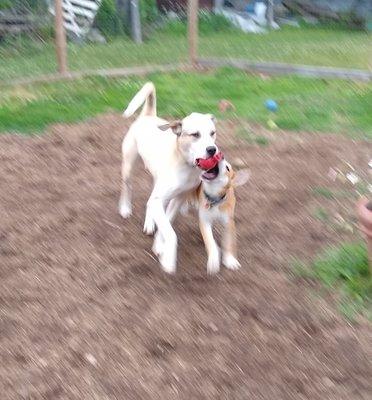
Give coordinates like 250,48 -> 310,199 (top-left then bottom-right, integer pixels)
196,152 -> 223,170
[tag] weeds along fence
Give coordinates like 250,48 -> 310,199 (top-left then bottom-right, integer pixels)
0,0 -> 371,85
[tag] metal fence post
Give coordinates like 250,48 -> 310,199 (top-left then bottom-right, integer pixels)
130,0 -> 142,44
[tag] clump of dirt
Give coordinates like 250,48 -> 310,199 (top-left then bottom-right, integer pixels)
0,114 -> 371,399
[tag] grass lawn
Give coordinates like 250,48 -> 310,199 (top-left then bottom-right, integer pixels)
0,25 -> 370,82
0,68 -> 371,136
294,242 -> 371,320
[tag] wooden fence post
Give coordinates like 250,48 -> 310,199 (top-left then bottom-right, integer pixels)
188,0 -> 199,66
54,0 -> 68,75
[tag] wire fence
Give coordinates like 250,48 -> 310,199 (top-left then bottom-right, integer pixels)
0,0 -> 371,84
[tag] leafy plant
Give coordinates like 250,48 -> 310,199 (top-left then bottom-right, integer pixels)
94,0 -> 123,39
140,0 -> 158,25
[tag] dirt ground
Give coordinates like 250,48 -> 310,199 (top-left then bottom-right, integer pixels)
0,114 -> 371,400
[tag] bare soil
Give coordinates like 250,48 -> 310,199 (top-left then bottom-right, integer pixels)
0,115 -> 371,399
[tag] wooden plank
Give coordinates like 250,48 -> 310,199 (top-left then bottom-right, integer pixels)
188,0 -> 198,66
64,21 -> 84,34
4,63 -> 190,87
63,4 -> 95,19
198,58 -> 372,81
69,0 -> 100,10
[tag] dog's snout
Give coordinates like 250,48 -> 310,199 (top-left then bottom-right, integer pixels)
206,146 -> 217,156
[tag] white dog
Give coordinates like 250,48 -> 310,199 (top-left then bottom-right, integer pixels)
119,82 -> 218,273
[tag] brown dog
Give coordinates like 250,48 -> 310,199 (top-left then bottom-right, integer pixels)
189,158 -> 249,274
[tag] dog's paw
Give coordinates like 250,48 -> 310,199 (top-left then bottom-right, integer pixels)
143,217 -> 155,235
152,234 -> 163,256
223,254 -> 241,270
207,250 -> 220,275
159,243 -> 177,274
119,202 -> 132,219
159,254 -> 176,274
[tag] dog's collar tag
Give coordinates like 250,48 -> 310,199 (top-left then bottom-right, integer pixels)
204,191 -> 226,208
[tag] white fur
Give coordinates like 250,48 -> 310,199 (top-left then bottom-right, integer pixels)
119,83 -> 217,273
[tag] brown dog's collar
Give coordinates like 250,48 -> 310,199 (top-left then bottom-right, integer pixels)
203,191 -> 226,209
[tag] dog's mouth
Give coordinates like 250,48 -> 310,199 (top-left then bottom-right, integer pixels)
201,164 -> 219,180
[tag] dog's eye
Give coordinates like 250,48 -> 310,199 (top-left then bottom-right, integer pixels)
226,165 -> 230,172
190,132 -> 200,138
210,131 -> 216,137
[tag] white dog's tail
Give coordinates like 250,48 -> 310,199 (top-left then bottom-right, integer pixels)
123,82 -> 156,118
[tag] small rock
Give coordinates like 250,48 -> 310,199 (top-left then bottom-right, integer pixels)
208,322 -> 218,332
87,28 -> 106,44
218,99 -> 235,113
233,157 -> 246,168
346,172 -> 359,185
85,353 -> 97,366
322,377 -> 335,388
327,167 -> 337,182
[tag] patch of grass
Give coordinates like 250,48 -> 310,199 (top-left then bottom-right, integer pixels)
0,68 -> 371,136
313,207 -> 330,222
293,242 -> 371,319
0,25 -> 370,82
254,135 -> 270,146
311,186 -> 335,199
236,127 -> 270,146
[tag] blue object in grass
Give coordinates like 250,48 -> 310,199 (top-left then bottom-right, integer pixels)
265,99 -> 278,112
245,4 -> 255,14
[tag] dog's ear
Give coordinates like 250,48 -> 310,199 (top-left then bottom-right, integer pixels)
207,114 -> 216,123
233,169 -> 250,187
158,120 -> 182,136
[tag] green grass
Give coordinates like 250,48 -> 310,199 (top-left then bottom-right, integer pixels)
0,68 -> 371,135
313,207 -> 330,222
294,242 -> 372,319
236,127 -> 270,146
311,186 -> 335,199
0,24 -> 370,82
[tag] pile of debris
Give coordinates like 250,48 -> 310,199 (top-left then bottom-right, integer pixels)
216,0 -> 371,32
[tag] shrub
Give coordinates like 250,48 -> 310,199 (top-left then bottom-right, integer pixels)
95,0 -> 123,39
140,0 -> 158,25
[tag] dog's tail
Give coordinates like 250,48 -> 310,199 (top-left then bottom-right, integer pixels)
123,82 -> 156,118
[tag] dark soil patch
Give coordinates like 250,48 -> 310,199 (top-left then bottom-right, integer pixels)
0,115 -> 371,399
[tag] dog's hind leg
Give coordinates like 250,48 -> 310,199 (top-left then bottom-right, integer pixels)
119,133 -> 138,218
152,196 -> 184,256
147,196 -> 178,273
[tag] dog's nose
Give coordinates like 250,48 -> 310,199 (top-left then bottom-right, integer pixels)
206,146 -> 217,156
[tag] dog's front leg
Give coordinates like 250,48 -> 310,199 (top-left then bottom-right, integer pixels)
148,197 -> 178,274
199,213 -> 220,274
143,207 -> 156,235
222,218 -> 240,270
